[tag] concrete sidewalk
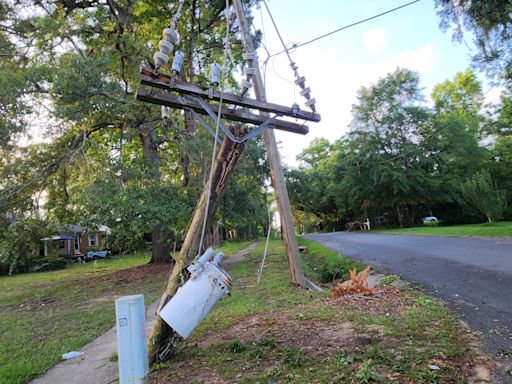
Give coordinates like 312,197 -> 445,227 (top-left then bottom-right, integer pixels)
30,300 -> 159,384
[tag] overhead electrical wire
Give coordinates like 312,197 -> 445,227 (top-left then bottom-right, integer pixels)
265,0 -> 421,60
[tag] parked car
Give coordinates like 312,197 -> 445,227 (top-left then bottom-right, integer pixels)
85,250 -> 111,260
422,216 -> 438,223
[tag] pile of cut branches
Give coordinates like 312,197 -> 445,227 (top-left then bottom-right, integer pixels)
332,265 -> 379,297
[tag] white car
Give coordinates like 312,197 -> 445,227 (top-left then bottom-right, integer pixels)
422,216 -> 438,222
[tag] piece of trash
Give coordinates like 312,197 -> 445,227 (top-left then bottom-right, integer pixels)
429,364 -> 440,371
62,351 -> 85,360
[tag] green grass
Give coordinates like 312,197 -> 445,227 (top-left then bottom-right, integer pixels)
218,240 -> 255,256
0,242 -> 258,384
0,252 -> 150,307
298,237 -> 365,282
151,239 -> 479,383
0,251 -> 163,384
374,221 -> 512,237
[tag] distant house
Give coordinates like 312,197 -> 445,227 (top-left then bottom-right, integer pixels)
41,224 -> 110,258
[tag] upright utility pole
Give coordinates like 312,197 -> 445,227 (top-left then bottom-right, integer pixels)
232,0 -> 306,288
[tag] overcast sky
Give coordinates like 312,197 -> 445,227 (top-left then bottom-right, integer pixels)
251,0 -> 502,167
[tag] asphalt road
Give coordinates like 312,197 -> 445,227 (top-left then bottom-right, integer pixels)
304,232 -> 512,357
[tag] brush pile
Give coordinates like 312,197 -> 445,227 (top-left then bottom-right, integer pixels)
332,265 -> 379,297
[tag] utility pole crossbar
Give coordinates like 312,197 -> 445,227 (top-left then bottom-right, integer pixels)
136,86 -> 309,135
139,66 -> 321,123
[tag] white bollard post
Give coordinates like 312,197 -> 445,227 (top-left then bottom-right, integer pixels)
115,295 -> 148,384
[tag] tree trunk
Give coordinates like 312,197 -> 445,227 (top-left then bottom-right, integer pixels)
147,125 -> 246,364
138,121 -> 169,263
395,204 -> 404,228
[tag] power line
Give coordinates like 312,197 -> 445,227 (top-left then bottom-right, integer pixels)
266,0 -> 421,59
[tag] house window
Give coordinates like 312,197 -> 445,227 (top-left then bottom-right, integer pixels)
88,233 -> 98,247
74,237 -> 80,252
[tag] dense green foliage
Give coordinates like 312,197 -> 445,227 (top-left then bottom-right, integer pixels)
0,0 -> 268,272
2,1 -> 512,273
462,170 -> 507,223
0,217 -> 54,274
287,69 -> 512,230
434,0 -> 512,82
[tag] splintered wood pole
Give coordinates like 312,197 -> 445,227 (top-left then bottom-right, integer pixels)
233,0 -> 306,288
147,125 -> 246,363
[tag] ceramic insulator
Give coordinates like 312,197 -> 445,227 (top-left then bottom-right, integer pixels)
153,51 -> 169,68
158,40 -> 174,55
241,79 -> 252,90
171,51 -> 184,74
162,28 -> 178,43
210,62 -> 221,86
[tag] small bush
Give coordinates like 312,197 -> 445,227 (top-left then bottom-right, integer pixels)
0,218 -> 56,275
32,257 -> 67,272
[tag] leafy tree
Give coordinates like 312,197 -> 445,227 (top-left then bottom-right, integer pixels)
220,140 -> 268,240
429,70 -> 493,223
0,0 -> 261,264
435,0 -> 512,82
345,68 -> 437,227
0,217 -> 54,275
287,140 -> 341,231
462,170 -> 507,223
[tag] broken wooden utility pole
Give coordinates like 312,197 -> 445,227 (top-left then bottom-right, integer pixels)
139,0 -> 322,362
232,0 -> 306,288
146,125 -> 247,363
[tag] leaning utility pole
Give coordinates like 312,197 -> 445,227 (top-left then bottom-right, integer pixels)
232,0 -> 306,288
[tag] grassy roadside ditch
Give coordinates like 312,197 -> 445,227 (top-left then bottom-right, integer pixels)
150,239 -> 486,384
0,241 -> 253,384
298,237 -> 364,283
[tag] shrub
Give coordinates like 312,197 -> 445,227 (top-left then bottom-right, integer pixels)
0,217 -> 55,275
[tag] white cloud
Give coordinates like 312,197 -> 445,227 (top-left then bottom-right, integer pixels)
365,43 -> 441,81
362,28 -> 388,54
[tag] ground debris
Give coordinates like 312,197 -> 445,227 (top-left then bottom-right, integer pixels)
332,265 -> 379,297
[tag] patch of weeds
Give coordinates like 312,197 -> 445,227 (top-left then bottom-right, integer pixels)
354,359 -> 380,383
415,295 -> 434,306
415,366 -> 441,383
228,340 -> 247,353
367,345 -> 394,365
108,352 -> 118,362
379,275 -> 400,286
320,263 -> 344,282
150,361 -> 171,372
265,366 -> 284,381
283,347 -> 309,367
334,352 -> 355,367
257,336 -> 277,349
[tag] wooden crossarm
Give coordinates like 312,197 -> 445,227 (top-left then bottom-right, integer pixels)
136,86 -> 309,135
139,66 -> 321,123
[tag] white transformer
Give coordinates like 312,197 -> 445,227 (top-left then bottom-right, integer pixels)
160,248 -> 232,338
